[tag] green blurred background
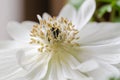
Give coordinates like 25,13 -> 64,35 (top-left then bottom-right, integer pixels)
68,0 -> 120,22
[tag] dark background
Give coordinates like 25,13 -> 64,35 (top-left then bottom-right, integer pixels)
24,0 -> 66,21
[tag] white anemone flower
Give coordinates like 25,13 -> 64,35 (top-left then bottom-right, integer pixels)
0,0 -> 120,80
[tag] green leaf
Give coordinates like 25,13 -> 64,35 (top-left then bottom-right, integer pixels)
97,4 -> 112,18
109,77 -> 120,80
68,0 -> 84,9
97,0 -> 113,3
112,17 -> 120,22
116,0 -> 120,7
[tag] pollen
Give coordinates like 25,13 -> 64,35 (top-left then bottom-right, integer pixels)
29,16 -> 80,53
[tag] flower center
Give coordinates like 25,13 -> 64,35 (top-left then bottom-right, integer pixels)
29,17 -> 80,53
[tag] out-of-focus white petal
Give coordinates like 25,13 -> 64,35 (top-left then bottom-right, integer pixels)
7,21 -> 31,42
42,13 -> 51,19
0,40 -> 20,51
21,21 -> 38,31
87,61 -> 120,80
79,23 -> 120,45
76,0 -> 96,30
59,4 -> 76,24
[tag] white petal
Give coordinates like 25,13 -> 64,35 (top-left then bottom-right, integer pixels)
87,61 -> 120,80
76,0 -> 96,30
47,61 -> 58,80
0,40 -> 29,79
76,60 -> 99,72
115,64 -> 120,73
61,46 -> 98,73
7,21 -> 31,42
79,43 -> 120,62
59,4 -> 76,24
1,68 -> 26,80
42,12 -> 51,19
61,52 -> 80,69
46,57 -> 66,80
61,61 -> 74,79
61,60 -> 93,80
80,43 -> 120,55
96,54 -> 120,64
0,56 -> 19,78
16,49 -> 39,70
79,23 -> 120,45
16,44 -> 50,67
15,77 -> 27,80
0,40 -> 20,51
23,53 -> 52,80
0,49 -> 26,80
21,21 -> 38,31
57,52 -> 93,80
44,55 -> 92,80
